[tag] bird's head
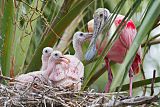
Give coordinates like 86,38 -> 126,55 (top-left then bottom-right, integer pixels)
42,47 -> 53,57
73,31 -> 93,44
93,8 -> 110,35
85,8 -> 110,61
49,50 -> 70,64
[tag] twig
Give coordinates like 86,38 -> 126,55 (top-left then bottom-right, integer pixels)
141,64 -> 147,96
141,38 -> 160,47
105,95 -> 159,107
0,75 -> 16,82
150,70 -> 156,96
0,67 -> 2,83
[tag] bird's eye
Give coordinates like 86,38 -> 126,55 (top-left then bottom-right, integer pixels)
54,53 -> 58,56
79,33 -> 83,37
45,50 -> 48,53
100,13 -> 103,17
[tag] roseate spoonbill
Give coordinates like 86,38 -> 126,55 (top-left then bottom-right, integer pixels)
73,32 -> 93,60
85,8 -> 142,96
15,50 -> 69,90
49,32 -> 92,91
41,47 -> 53,71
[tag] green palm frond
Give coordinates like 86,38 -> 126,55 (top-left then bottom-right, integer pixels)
1,0 -> 14,76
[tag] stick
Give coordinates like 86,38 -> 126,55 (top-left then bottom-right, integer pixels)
150,70 -> 156,96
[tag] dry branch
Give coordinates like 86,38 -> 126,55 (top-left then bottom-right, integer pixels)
105,95 -> 159,107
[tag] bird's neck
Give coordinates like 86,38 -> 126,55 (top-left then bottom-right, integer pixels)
41,62 -> 47,71
42,61 -> 55,78
41,56 -> 49,71
73,40 -> 83,61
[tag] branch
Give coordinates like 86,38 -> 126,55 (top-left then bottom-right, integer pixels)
0,67 -> 2,82
150,70 -> 156,96
141,38 -> 160,47
105,95 -> 159,106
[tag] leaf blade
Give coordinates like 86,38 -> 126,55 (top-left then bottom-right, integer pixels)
1,0 -> 14,76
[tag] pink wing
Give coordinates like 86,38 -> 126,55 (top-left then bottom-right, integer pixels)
48,55 -> 84,82
64,55 -> 84,80
49,64 -> 66,81
114,15 -> 142,74
48,55 -> 84,91
114,15 -> 136,49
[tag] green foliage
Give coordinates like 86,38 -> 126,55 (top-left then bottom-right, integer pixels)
13,1 -> 42,75
115,76 -> 160,91
1,0 -> 14,76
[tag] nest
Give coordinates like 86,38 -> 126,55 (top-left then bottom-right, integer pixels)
0,76 -> 159,107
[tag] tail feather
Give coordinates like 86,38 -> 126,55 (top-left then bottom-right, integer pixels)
132,54 -> 141,75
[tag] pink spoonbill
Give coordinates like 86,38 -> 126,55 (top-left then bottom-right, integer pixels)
41,47 -> 53,71
85,8 -> 142,96
15,50 -> 69,90
49,32 -> 92,91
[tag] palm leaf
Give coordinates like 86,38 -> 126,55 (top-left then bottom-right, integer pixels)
23,0 -> 63,69
56,13 -> 86,52
1,0 -> 14,76
13,0 -> 43,75
41,0 -> 74,41
115,76 -> 160,91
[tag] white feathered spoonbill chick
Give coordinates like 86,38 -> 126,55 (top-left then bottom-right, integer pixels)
41,47 -> 53,71
49,32 -> 92,91
15,50 -> 70,91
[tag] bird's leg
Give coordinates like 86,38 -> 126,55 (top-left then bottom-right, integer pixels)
104,58 -> 113,93
129,67 -> 134,97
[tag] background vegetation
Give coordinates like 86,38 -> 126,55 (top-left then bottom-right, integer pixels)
0,0 -> 160,96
